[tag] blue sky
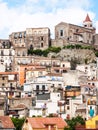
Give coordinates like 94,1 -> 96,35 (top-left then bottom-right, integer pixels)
0,0 -> 98,39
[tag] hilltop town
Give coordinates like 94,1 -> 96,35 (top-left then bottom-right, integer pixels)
1,14 -> 98,129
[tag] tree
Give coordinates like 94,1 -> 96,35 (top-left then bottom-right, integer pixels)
70,57 -> 78,70
64,116 -> 85,130
11,117 -> 25,130
95,51 -> 98,57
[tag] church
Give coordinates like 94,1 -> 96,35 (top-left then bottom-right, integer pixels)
52,14 -> 97,48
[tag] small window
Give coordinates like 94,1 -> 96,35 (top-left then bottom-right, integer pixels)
63,64 -> 65,67
14,33 -> 18,39
36,85 -> 39,90
40,36 -> 43,41
2,83 -> 5,86
22,52 -> 25,56
24,32 -> 26,38
76,29 -> 79,32
2,77 -> 5,80
41,43 -> 43,47
20,39 -> 21,43
60,30 -> 63,36
10,83 -> 12,87
67,106 -> 70,110
90,24 -> 92,27
1,50 -> 4,56
42,85 -> 45,90
19,33 -> 22,38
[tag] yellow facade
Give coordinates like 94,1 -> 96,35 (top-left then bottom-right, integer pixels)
86,115 -> 98,129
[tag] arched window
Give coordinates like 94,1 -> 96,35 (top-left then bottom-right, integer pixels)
60,30 -> 63,36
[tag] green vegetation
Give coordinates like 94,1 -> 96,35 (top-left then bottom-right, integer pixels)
28,46 -> 61,57
11,117 -> 25,130
28,44 -> 98,61
95,51 -> 98,57
63,44 -> 94,50
64,116 -> 85,130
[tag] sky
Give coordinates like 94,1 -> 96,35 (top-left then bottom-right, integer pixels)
0,0 -> 98,39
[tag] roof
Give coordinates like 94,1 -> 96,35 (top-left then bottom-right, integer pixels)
83,14 -> 92,22
0,116 -> 15,129
9,103 -> 28,110
0,72 -> 18,75
76,109 -> 86,113
26,117 -> 67,128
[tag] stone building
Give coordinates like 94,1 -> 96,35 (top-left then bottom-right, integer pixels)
52,14 -> 96,47
26,27 -> 51,50
9,27 -> 51,51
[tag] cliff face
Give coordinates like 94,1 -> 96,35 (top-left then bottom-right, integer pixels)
49,49 -> 96,64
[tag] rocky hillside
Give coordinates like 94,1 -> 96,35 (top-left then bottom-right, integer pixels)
48,49 -> 96,64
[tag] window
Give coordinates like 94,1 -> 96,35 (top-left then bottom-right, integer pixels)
24,31 -> 26,38
2,77 -> 5,80
40,36 -> 44,41
1,50 -> 4,56
10,83 -> 12,87
63,64 -> 65,67
22,52 -> 25,56
67,106 -> 70,110
41,43 -> 43,47
90,24 -> 92,27
15,40 -> 17,44
2,83 -> 5,87
17,52 -> 20,56
76,29 -> 79,32
9,50 -> 12,56
60,30 -> 63,36
20,39 -> 21,43
14,33 -> 18,39
36,85 -> 39,90
19,33 -> 22,38
42,85 -> 45,90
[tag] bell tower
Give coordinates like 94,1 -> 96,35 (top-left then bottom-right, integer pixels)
83,14 -> 93,29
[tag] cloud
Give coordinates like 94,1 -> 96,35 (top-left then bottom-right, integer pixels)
0,0 -> 97,39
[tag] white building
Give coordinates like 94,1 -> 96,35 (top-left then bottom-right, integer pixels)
29,92 -> 61,117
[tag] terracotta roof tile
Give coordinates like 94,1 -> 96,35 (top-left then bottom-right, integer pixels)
0,116 -> 15,129
0,72 -> 18,75
26,117 -> 67,128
